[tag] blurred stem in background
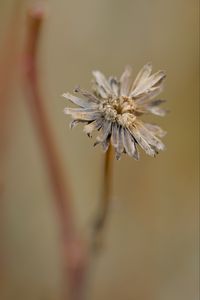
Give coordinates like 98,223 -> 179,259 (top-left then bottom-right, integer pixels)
22,4 -> 88,300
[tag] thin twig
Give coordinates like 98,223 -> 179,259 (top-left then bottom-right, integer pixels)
22,5 -> 87,300
77,145 -> 114,300
92,144 -> 114,252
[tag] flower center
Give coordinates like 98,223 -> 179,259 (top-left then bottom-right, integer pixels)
99,96 -> 137,126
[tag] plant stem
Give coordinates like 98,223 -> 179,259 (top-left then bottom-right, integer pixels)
78,145 -> 114,300
92,144 -> 114,252
22,5 -> 87,300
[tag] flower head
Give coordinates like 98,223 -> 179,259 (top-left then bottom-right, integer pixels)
63,63 -> 167,160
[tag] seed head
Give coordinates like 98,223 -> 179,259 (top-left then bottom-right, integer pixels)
63,63 -> 167,160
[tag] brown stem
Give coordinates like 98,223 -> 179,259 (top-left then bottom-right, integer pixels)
22,5 -> 87,300
92,144 -> 114,252
77,145 -> 114,300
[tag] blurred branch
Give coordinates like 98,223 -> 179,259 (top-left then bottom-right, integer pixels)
22,4 -> 88,300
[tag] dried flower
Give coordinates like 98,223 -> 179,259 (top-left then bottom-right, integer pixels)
63,63 -> 167,160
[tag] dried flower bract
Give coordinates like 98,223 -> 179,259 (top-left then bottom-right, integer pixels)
63,63 -> 167,160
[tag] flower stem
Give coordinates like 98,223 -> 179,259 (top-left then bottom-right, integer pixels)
92,144 -> 114,252
79,145 -> 114,299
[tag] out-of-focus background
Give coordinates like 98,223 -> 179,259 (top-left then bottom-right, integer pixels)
0,0 -> 199,299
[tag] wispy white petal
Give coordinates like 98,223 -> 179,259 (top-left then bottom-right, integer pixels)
111,122 -> 118,147
69,119 -> 87,129
130,62 -> 152,94
149,99 -> 166,106
96,86 -> 108,99
93,71 -> 112,96
144,123 -> 167,138
109,77 -> 120,97
122,128 -> 139,160
83,118 -> 103,137
135,121 -> 165,151
147,106 -> 168,116
134,83 -> 164,104
97,120 -> 112,142
129,125 -> 156,157
115,126 -> 124,159
115,151 -> 122,160
74,86 -> 100,103
131,70 -> 166,97
101,137 -> 110,152
64,107 -> 102,121
62,92 -> 98,108
120,66 -> 132,96
136,98 -> 167,115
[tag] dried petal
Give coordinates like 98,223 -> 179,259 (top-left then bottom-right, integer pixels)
109,77 -> 119,97
129,125 -> 156,157
93,71 -> 112,96
122,128 -> 139,160
101,136 -> 110,152
149,99 -> 166,106
135,121 -> 165,151
69,120 -> 84,129
62,92 -> 98,109
132,70 -> 166,97
74,86 -> 100,103
115,126 -> 124,158
147,106 -> 168,116
130,62 -> 152,94
83,118 -> 103,136
136,99 -> 167,116
64,107 -> 102,121
97,120 -> 112,142
111,122 -> 118,147
120,65 -> 132,96
134,83 -> 164,104
144,123 -> 167,138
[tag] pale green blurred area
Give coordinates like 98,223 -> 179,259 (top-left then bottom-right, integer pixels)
0,0 -> 199,299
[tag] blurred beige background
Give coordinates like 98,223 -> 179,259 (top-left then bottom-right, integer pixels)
0,0 -> 199,299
